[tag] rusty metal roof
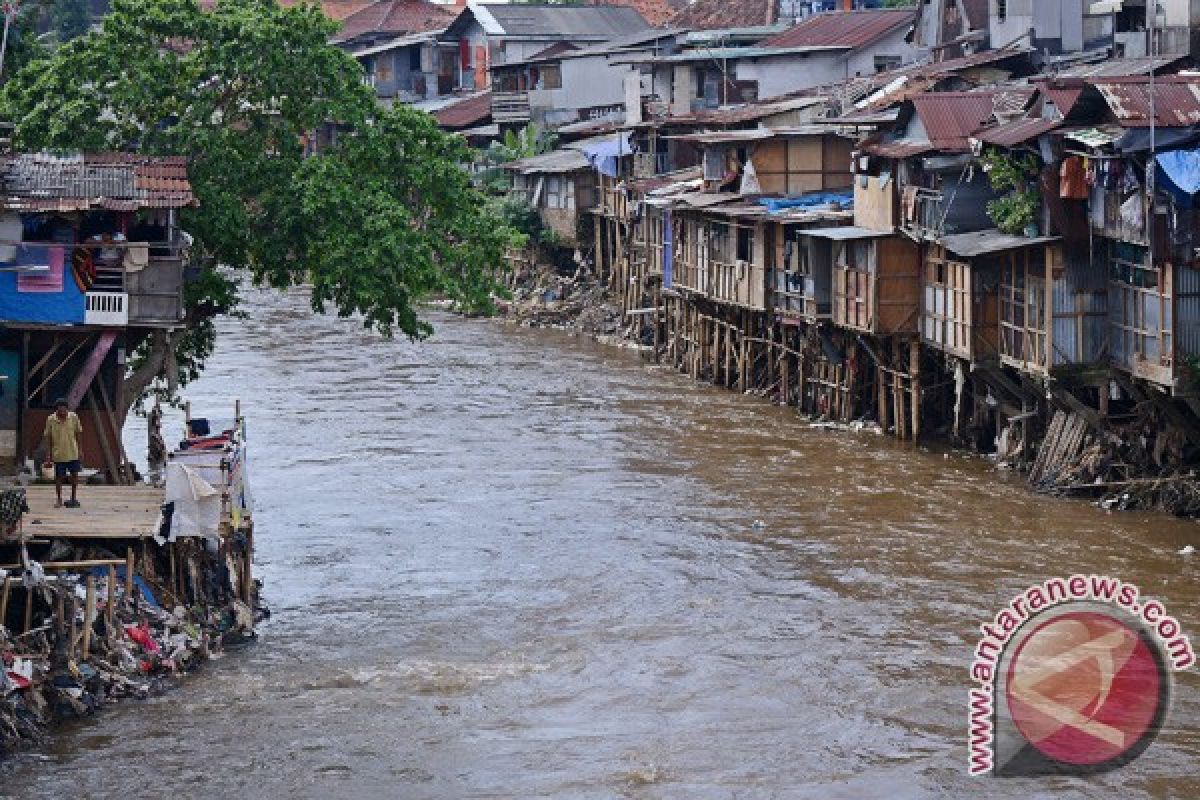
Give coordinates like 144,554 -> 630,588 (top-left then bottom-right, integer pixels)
763,9 -> 916,51
332,0 -> 454,44
432,92 -> 493,130
910,91 -> 1012,150
1092,77 -> 1200,127
975,117 -> 1061,147
861,140 -> 935,158
0,153 -> 196,212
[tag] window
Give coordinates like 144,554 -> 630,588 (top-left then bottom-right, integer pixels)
874,55 -> 902,73
545,175 -> 563,208
410,47 -> 422,71
541,64 -> 562,90
996,0 -> 1006,23
736,225 -> 753,262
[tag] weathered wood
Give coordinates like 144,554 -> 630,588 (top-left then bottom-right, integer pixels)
82,576 -> 95,655
106,565 -> 116,628
20,485 -> 163,540
125,547 -> 135,600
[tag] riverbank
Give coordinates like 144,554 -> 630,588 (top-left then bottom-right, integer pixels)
1,411 -> 260,758
498,269 -> 1200,517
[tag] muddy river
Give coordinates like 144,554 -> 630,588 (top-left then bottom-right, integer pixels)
4,288 -> 1198,798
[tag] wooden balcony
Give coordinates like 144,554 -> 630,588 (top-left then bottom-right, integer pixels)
901,188 -> 947,241
493,91 -> 531,123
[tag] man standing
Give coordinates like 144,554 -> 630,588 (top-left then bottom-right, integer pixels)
42,398 -> 83,508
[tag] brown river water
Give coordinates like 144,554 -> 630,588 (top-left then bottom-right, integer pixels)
3,288 -> 1198,799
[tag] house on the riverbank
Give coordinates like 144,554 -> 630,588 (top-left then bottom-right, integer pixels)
492,7 -> 1200,508
0,153 -> 197,481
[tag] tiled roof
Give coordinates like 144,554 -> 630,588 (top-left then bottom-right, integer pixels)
277,0 -> 375,21
589,0 -> 680,27
433,92 -> 494,130
0,153 -> 196,212
332,0 -> 454,44
668,0 -> 778,31
763,9 -> 916,51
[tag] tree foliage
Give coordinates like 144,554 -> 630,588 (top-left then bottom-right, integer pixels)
1,0 -> 513,408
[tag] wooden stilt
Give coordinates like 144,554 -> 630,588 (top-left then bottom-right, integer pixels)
909,338 -> 921,440
106,565 -> 116,628
125,547 -> 135,601
82,576 -> 95,655
0,577 -> 10,631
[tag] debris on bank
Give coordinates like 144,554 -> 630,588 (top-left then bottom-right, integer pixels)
0,406 -> 262,757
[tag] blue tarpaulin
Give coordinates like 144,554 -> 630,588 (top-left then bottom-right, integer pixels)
757,191 -> 853,214
579,133 -> 635,178
1155,148 -> 1200,208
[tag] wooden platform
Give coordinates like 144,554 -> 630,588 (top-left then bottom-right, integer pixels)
17,485 -> 163,540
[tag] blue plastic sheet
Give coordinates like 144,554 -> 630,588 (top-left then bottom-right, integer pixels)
1156,148 -> 1200,194
757,191 -> 853,214
580,133 -> 634,178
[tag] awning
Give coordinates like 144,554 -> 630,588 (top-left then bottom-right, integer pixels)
1064,127 -> 1122,148
941,229 -> 1060,257
800,225 -> 892,240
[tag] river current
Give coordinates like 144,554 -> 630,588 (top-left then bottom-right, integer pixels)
4,287 -> 1198,799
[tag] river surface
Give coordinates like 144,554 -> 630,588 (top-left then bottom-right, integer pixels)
4,288 -> 1199,799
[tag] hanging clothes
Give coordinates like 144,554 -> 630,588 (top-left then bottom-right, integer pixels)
1060,156 -> 1088,199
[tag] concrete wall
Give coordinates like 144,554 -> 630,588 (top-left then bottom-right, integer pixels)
736,29 -> 918,99
989,0 -> 1083,53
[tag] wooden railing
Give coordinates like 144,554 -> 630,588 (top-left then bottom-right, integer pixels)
492,91 -> 531,123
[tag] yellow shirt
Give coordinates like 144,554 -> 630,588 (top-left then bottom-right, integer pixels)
44,412 -> 82,463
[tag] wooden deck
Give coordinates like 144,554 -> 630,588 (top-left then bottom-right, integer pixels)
17,485 -> 163,540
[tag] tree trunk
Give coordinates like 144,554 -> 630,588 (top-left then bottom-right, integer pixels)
121,329 -> 183,428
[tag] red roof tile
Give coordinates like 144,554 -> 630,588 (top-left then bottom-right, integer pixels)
433,92 -> 494,130
763,9 -> 916,50
590,0 -> 679,27
332,0 -> 454,44
278,0 -> 376,21
669,0 -> 778,31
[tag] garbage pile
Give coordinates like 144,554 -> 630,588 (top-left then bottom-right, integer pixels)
498,264 -> 622,337
1,558 -> 258,757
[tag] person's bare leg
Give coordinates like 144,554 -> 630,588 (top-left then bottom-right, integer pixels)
54,472 -> 63,507
69,471 -> 79,505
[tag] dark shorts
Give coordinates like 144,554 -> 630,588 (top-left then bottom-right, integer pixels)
54,460 -> 81,479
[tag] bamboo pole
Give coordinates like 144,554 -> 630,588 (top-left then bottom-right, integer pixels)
910,338 -> 921,440
125,547 -> 135,601
106,565 -> 116,628
0,575 -> 10,630
67,595 -> 78,661
23,586 -> 32,634
82,576 -> 95,656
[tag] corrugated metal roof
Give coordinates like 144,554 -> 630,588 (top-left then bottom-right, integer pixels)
1055,55 -> 1183,78
861,140 -> 935,158
1092,78 -> 1200,127
801,225 -> 891,240
482,4 -> 650,38
0,153 -> 196,212
975,117 -> 1061,147
504,148 -> 591,174
432,92 -> 493,130
911,91 -> 1024,150
942,230 -> 1059,257
763,9 -> 916,51
1041,85 -> 1084,115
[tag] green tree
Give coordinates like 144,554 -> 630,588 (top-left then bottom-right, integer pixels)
1,0 -> 513,417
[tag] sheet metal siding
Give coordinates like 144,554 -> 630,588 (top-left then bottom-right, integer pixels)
940,174 -> 996,235
1051,263 -> 1108,367
1179,263 -> 1200,359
